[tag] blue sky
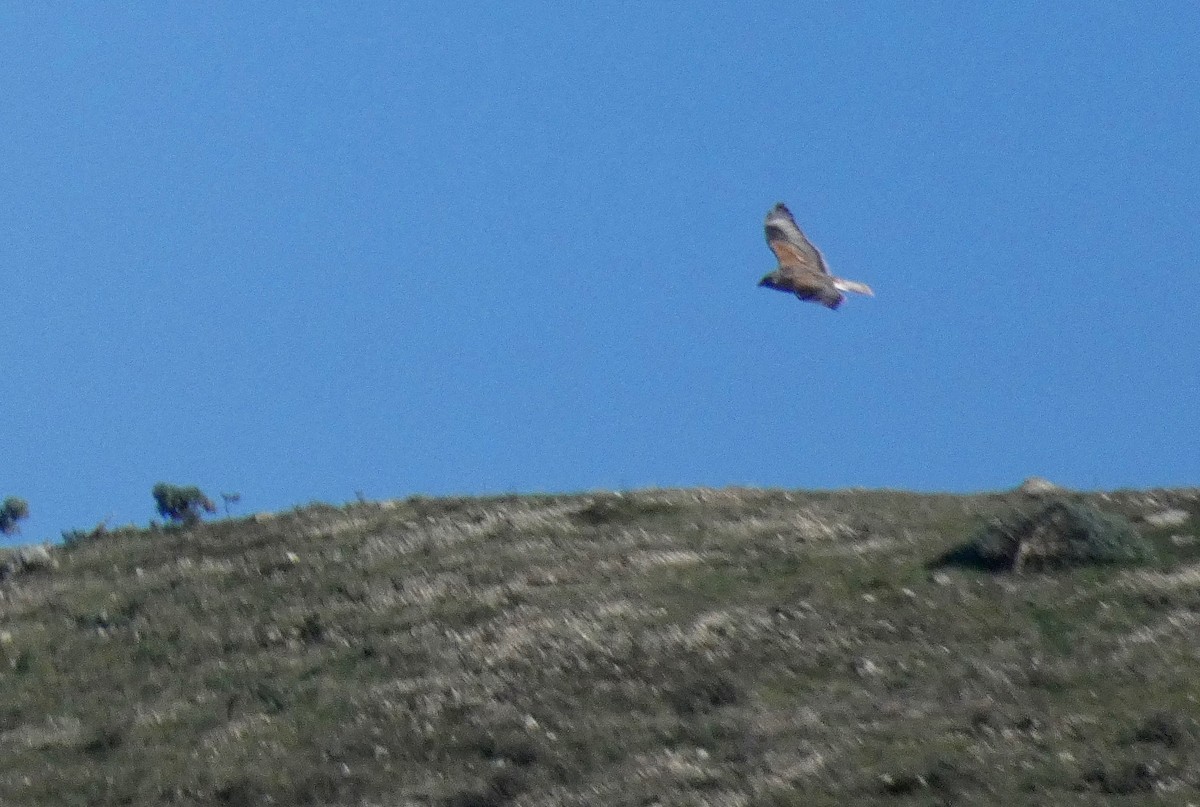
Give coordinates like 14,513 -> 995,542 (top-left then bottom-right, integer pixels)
4,4 -> 1199,543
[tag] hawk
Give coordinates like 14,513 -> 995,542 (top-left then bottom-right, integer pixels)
758,202 -> 873,310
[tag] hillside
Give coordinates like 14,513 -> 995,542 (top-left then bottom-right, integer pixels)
2,486 -> 1199,806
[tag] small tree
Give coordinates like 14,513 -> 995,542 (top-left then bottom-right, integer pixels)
220,492 -> 242,515
152,483 -> 215,526
0,497 -> 30,536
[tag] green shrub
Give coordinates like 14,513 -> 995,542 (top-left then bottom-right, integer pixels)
152,483 -> 216,525
298,612 -> 324,644
571,495 -> 683,527
1130,711 -> 1194,748
0,497 -> 29,536
665,671 -> 742,716
935,501 -> 1153,572
1080,759 -> 1158,794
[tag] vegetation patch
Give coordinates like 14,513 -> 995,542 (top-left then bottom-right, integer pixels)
152,483 -> 217,526
571,494 -> 687,527
0,497 -> 30,536
933,500 -> 1154,573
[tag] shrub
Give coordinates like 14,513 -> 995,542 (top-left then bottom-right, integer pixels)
297,612 -> 324,644
935,501 -> 1153,572
1130,711 -> 1194,748
152,483 -> 216,525
665,671 -> 742,716
81,722 -> 126,757
220,491 -> 242,514
571,496 -> 683,527
61,520 -> 111,546
0,497 -> 29,536
1080,759 -> 1158,794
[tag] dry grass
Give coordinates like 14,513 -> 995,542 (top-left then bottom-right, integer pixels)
0,487 -> 1198,805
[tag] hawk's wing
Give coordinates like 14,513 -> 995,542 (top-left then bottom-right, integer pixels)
765,203 -> 830,275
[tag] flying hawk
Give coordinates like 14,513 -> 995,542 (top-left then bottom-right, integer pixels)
758,203 -> 873,310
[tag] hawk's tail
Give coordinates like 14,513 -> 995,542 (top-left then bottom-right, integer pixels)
832,278 -> 874,297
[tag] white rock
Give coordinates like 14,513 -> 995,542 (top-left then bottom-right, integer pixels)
854,658 -> 883,677
1145,509 -> 1190,528
10,544 -> 58,573
1017,477 -> 1066,495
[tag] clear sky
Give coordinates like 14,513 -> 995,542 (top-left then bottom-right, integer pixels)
4,4 -> 1199,543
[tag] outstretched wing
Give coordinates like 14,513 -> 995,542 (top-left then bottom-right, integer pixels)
764,203 -> 830,275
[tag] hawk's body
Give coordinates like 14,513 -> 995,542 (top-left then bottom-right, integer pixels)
758,203 -> 873,310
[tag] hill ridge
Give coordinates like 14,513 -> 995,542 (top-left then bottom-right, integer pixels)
1,486 -> 1198,805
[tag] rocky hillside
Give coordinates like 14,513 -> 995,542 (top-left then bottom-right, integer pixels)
1,486 -> 1199,806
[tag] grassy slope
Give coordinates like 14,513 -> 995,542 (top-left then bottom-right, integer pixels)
1,487 -> 1199,806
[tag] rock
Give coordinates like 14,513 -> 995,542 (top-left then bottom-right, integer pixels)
1017,477 -> 1067,496
853,658 -> 883,677
1,544 -> 58,579
1144,509 -> 1190,528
